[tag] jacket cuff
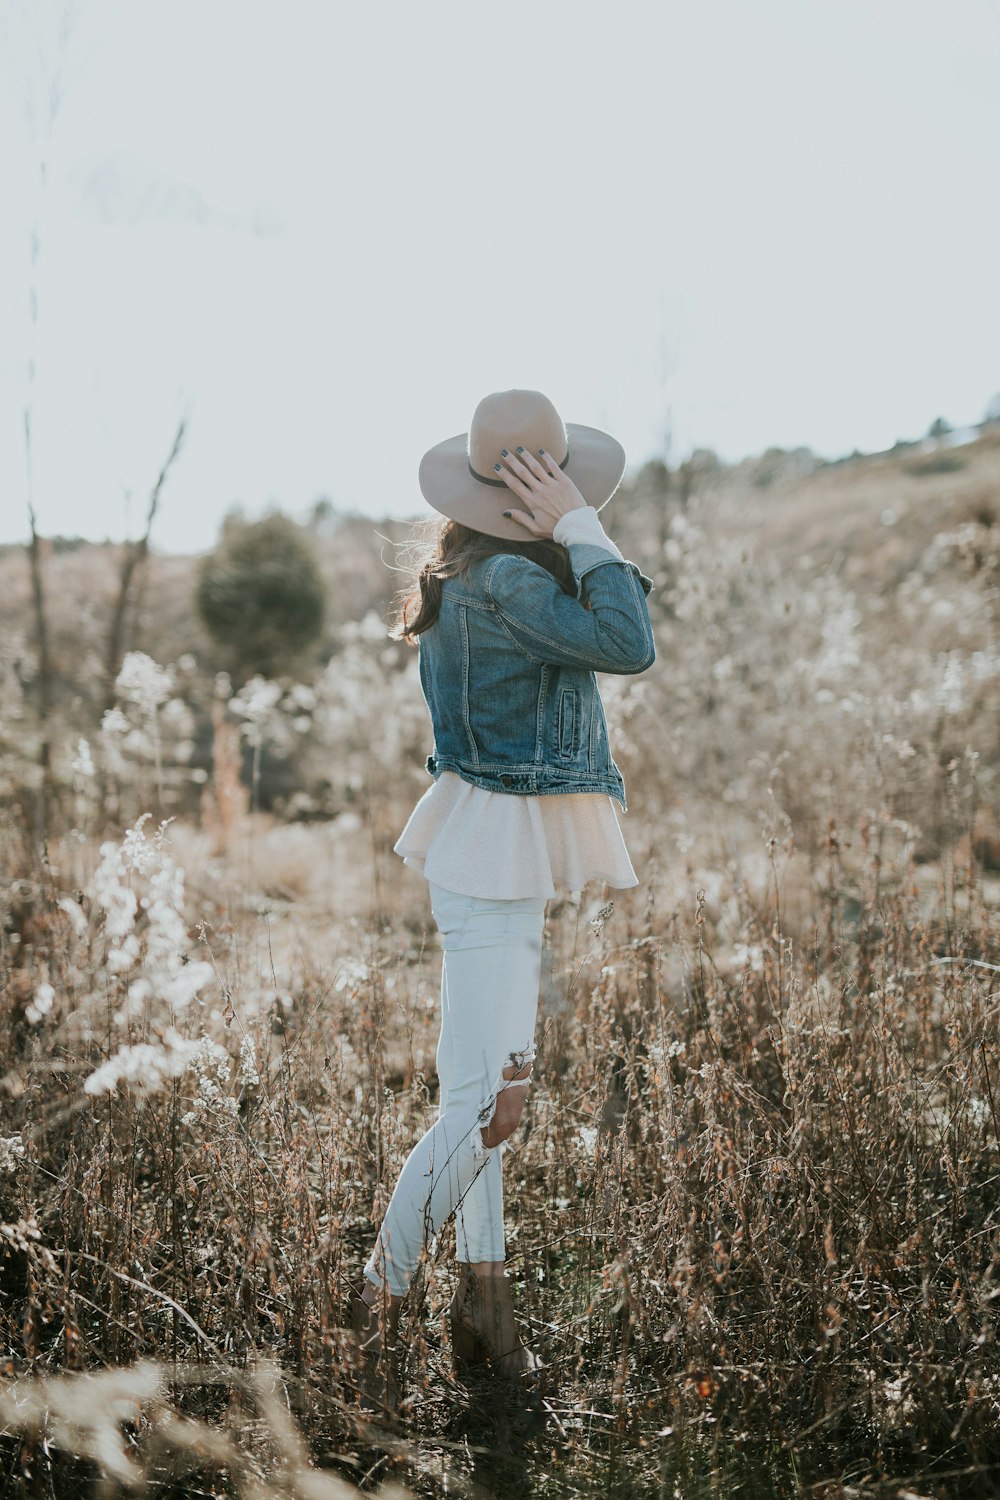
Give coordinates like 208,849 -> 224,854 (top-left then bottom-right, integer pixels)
563,542 -> 655,599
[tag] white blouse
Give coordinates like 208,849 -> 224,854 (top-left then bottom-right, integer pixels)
393,505 -> 642,901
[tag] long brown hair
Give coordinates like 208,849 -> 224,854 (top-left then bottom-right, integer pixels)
387,517 -> 576,645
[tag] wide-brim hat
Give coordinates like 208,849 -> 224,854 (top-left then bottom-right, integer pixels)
418,388 -> 627,542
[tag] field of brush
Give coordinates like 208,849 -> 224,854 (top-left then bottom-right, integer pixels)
1,432 -> 998,1497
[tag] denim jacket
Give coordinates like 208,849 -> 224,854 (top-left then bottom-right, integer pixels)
419,541 -> 656,813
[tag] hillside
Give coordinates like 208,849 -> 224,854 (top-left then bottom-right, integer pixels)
1,426 -> 997,697
0,427 -> 996,891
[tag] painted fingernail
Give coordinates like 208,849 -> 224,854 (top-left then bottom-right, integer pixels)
516,446 -> 524,453
538,448 -> 545,455
502,510 -> 512,518
501,448 -> 509,457
494,463 -> 502,471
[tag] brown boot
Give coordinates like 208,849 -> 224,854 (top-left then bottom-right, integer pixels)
449,1268 -> 543,1384
350,1288 -> 404,1423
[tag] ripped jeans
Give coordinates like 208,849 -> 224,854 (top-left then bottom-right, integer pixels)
362,880 -> 547,1297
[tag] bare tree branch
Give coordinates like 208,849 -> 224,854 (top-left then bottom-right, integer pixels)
11,0 -> 83,840
103,416 -> 188,712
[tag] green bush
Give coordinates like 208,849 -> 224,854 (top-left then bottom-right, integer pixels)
195,511 -> 326,681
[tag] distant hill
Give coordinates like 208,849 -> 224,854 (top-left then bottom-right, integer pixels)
1,424 -> 996,715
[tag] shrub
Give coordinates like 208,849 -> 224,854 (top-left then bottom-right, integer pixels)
195,512 -> 326,682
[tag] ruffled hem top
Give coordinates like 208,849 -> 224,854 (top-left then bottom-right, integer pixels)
394,771 -> 638,900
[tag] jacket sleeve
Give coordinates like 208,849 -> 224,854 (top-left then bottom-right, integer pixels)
483,548 -> 656,674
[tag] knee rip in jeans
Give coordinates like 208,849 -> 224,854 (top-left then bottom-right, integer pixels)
474,1046 -> 536,1156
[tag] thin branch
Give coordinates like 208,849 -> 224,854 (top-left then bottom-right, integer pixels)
103,416 -> 188,711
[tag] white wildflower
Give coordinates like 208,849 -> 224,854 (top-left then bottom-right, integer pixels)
115,651 -> 172,717
815,596 -> 861,680
122,727 -> 153,757
239,1035 -> 261,1088
335,959 -> 370,993
162,961 -> 214,1010
88,817 -> 212,1014
0,1135 -> 26,1172
121,814 -> 164,875
100,706 -> 129,737
287,683 -> 317,711
107,934 -> 141,974
180,1036 -> 237,1123
57,896 -> 87,939
357,609 -> 387,643
91,840 -> 138,942
937,653 -> 965,715
160,698 -> 193,734
83,1028 -> 202,1097
99,706 -> 129,773
26,982 -> 55,1025
732,942 -> 764,972
231,676 -> 282,744
71,738 -> 95,777
970,649 -> 999,682
142,854 -> 188,967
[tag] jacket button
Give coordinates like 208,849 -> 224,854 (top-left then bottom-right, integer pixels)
501,775 -> 514,786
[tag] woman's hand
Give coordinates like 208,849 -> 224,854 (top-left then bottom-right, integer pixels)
494,446 -> 588,538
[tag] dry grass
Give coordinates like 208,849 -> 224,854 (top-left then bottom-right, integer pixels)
1,806 -> 998,1497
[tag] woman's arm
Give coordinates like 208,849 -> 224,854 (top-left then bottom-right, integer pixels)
483,549 -> 656,674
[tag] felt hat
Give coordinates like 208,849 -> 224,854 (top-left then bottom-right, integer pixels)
418,388 -> 626,541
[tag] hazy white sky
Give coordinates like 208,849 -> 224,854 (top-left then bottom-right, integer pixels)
1,0 -> 998,553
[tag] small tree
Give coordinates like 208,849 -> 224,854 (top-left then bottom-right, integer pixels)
927,416 -> 951,439
195,511 -> 326,682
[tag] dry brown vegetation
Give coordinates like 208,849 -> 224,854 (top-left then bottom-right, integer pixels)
1,431 -> 999,1497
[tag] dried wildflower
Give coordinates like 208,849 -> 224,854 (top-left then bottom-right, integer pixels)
732,942 -> 764,973
57,895 -> 87,939
938,652 -> 965,714
179,1037 -> 236,1124
71,738 -> 95,778
85,817 -> 214,1028
334,959 -> 369,993
231,676 -> 283,746
25,982 -> 54,1025
115,651 -> 173,718
815,596 -> 862,680
0,1134 -> 26,1172
98,707 -> 130,774
100,706 -> 129,737
239,1035 -> 261,1088
83,1028 -> 203,1097
589,901 -> 614,935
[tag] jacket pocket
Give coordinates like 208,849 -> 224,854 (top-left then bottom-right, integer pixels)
558,687 -> 578,759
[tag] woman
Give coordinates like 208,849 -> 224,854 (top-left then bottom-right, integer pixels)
351,389 -> 656,1420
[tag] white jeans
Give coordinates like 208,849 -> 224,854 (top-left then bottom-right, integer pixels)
363,879 -> 547,1297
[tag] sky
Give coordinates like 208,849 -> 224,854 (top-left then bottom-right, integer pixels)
0,0 -> 998,555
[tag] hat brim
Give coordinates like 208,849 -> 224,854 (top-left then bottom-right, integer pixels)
418,422 -> 627,541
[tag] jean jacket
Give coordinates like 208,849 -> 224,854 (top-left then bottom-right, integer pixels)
419,539 -> 655,814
